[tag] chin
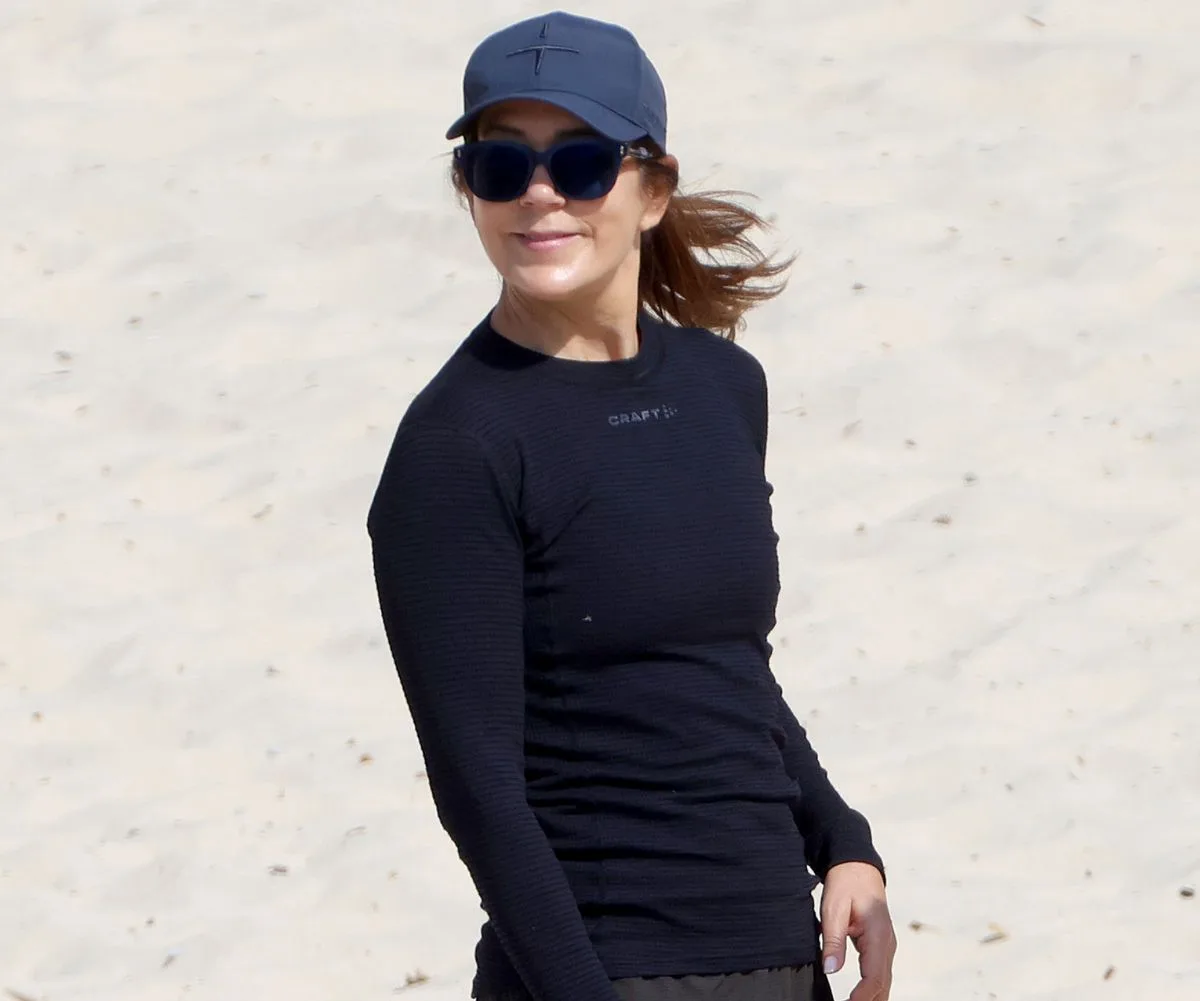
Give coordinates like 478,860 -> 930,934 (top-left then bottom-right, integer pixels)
505,266 -> 597,303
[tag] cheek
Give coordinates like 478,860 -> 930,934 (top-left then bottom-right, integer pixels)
610,173 -> 655,240
470,199 -> 509,246
586,178 -> 649,250
471,201 -> 529,274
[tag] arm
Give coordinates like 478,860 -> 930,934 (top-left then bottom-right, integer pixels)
741,357 -> 886,882
367,425 -> 620,1001
774,696 -> 885,881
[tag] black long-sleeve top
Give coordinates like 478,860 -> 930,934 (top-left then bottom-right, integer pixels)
367,314 -> 883,1001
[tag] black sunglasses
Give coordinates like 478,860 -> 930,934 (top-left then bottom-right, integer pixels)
454,137 -> 656,203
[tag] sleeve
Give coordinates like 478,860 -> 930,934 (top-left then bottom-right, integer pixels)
366,424 -> 621,1001
746,361 -> 887,883
774,696 -> 887,882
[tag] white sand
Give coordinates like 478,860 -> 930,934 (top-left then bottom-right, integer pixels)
3,1 -> 1197,998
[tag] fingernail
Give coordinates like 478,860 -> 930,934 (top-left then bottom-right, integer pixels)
823,956 -> 839,975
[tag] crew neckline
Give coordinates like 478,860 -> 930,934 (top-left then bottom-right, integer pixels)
469,311 -> 667,387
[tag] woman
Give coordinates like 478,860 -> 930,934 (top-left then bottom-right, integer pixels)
367,11 -> 896,1001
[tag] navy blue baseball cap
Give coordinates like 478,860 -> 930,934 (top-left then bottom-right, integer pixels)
446,11 -> 668,151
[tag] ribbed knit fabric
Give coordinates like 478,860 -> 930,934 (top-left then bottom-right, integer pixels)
367,314 -> 884,1001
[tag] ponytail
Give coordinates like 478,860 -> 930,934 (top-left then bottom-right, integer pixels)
637,156 -> 792,338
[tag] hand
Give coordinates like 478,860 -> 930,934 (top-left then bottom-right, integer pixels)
820,861 -> 896,1001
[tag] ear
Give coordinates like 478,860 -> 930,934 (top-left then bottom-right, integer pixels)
638,154 -> 678,233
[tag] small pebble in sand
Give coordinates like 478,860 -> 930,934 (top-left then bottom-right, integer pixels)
396,970 -> 430,991
980,923 -> 1009,945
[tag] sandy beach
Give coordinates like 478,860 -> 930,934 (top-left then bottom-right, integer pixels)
2,1 -> 1198,998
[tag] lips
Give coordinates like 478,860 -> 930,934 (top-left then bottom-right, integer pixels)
515,231 -> 580,252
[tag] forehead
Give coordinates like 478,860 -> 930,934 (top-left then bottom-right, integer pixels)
476,99 -> 592,138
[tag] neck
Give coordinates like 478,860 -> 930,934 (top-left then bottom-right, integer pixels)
489,265 -> 642,362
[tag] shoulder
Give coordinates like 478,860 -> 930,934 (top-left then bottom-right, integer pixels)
657,319 -> 768,416
369,324 -> 526,526
655,319 -> 770,451
368,417 -> 521,542
400,325 -> 513,437
398,318 -> 541,453
658,319 -> 767,389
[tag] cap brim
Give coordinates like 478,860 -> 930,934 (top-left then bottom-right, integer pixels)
445,91 -> 646,143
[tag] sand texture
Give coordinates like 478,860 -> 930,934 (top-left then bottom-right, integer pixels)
2,1 -> 1198,998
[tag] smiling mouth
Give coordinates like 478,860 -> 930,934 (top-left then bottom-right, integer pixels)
516,232 -> 580,249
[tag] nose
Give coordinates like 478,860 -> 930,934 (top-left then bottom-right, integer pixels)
520,164 -> 564,207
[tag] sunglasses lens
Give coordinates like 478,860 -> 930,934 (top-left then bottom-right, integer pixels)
550,140 -> 622,200
457,139 -> 626,202
460,142 -> 534,202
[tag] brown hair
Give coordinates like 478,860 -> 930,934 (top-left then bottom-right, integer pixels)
449,143 -> 793,340
635,154 -> 792,339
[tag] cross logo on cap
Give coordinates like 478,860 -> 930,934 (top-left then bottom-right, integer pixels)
505,19 -> 580,75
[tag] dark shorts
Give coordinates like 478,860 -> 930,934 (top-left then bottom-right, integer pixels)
483,964 -> 834,1001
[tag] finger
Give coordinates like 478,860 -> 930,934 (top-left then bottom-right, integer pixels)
876,947 -> 894,1001
846,977 -> 883,1001
869,920 -> 898,1000
846,943 -> 885,1001
847,927 -> 894,1001
857,968 -> 892,1001
820,890 -> 852,975
878,958 -> 894,1001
